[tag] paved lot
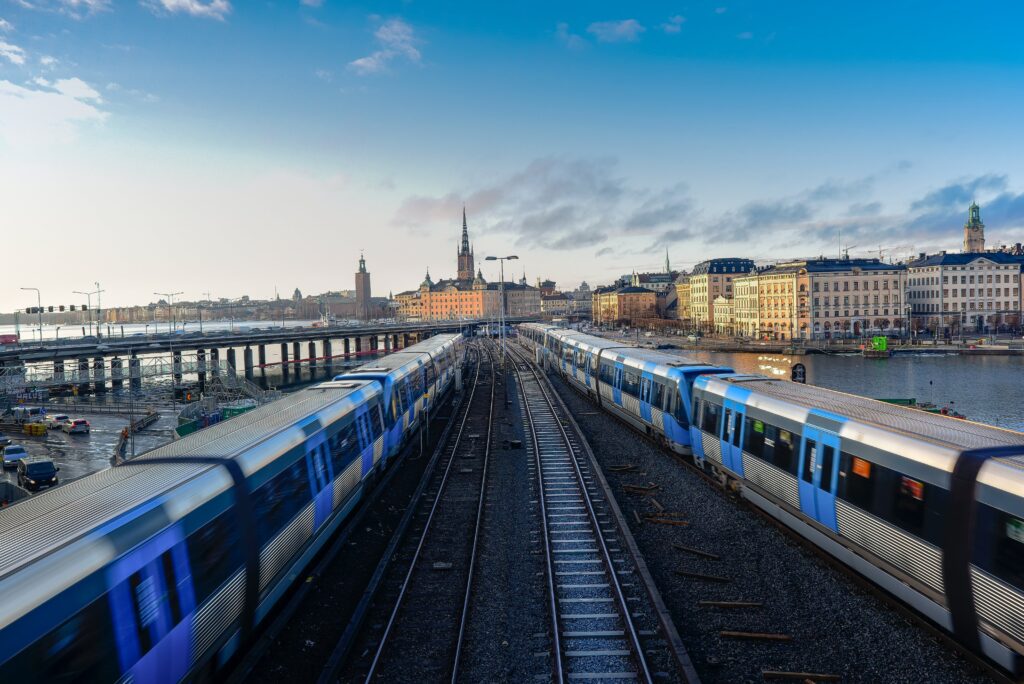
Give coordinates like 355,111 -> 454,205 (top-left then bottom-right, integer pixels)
1,411 -> 176,492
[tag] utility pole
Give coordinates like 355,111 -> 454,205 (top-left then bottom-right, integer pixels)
74,285 -> 104,337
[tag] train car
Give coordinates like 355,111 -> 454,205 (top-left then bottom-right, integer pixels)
518,324 -> 733,454
332,333 -> 463,461
0,333 -> 465,683
690,374 -> 1024,673
0,379 -> 387,682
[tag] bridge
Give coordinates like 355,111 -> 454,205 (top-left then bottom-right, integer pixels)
0,317 -> 538,399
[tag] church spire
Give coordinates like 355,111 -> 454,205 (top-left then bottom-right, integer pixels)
460,206 -> 470,255
664,247 -> 671,274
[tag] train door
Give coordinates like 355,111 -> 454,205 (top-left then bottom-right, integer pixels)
612,363 -> 623,405
638,373 -> 654,423
583,351 -> 593,388
355,406 -> 374,473
798,426 -> 839,531
305,431 -> 335,528
107,526 -> 196,684
720,398 -> 746,476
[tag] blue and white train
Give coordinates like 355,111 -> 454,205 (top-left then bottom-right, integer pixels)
519,322 -> 1024,675
0,333 -> 464,682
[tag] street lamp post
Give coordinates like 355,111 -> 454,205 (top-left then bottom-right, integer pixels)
485,255 -> 519,369
20,287 -> 42,344
73,285 -> 105,337
154,291 -> 183,335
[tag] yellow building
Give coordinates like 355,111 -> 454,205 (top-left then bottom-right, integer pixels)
674,276 -> 691,325
732,272 -> 760,338
689,258 -> 755,333
591,286 -> 657,325
712,295 -> 735,336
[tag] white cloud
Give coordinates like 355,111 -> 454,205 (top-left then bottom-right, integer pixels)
0,40 -> 26,65
146,0 -> 231,20
661,15 -> 685,34
556,22 -> 586,50
0,76 -> 107,146
586,19 -> 645,43
39,54 -> 58,68
17,0 -> 111,18
348,18 -> 421,76
0,18 -> 13,32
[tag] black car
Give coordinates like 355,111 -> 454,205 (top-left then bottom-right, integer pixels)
17,458 -> 60,492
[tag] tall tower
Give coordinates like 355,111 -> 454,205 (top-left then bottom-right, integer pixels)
457,207 -> 475,281
963,202 -> 986,253
664,248 -> 671,274
355,252 -> 372,320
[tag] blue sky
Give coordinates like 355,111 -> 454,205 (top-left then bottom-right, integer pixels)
2,1 -> 1024,308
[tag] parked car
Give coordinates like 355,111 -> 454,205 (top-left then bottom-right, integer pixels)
45,414 -> 71,430
1,444 -> 29,469
61,419 -> 91,435
17,457 -> 59,491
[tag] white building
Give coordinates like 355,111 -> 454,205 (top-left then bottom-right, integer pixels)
907,252 -> 1023,334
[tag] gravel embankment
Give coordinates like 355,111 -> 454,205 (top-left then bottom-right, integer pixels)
458,369 -> 552,681
549,372 -> 994,684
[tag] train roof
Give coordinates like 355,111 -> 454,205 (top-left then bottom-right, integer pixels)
703,374 -> 1024,452
552,330 -> 726,372
405,333 -> 461,353
0,380 -> 378,583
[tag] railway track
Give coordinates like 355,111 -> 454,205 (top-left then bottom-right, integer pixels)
328,341 -> 496,682
508,344 -> 698,684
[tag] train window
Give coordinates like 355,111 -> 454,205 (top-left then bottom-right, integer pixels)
651,381 -> 665,410
374,405 -> 385,437
425,363 -> 436,388
599,361 -> 614,384
690,396 -> 700,424
820,446 -> 836,493
743,417 -> 765,458
2,597 -> 120,682
329,420 -> 360,472
623,371 -> 640,397
128,571 -> 155,654
982,508 -> 1024,589
893,475 -> 927,536
188,511 -> 242,604
839,451 -> 875,510
254,457 -> 311,544
639,377 -> 651,402
701,401 -> 720,434
761,424 -> 796,474
801,440 -> 816,484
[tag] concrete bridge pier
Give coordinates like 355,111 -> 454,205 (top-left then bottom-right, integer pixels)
354,337 -> 362,359
384,335 -> 391,354
111,357 -> 123,391
93,357 -> 107,393
129,354 -> 141,391
323,339 -> 333,376
77,358 -> 90,394
403,333 -> 412,348
343,338 -> 351,360
308,341 -> 317,375
292,342 -> 302,381
370,336 -> 378,354
53,359 -> 65,385
258,345 -> 267,387
210,348 -> 221,376
244,347 -> 254,381
226,348 -> 237,377
196,349 -> 207,392
280,343 -> 290,383
391,333 -> 399,351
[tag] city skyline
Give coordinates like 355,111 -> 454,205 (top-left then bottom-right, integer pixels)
3,2 -> 1024,309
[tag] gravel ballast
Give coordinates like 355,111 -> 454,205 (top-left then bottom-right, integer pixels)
547,369 -> 995,684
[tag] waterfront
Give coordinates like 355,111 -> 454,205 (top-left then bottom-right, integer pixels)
685,349 -> 1024,432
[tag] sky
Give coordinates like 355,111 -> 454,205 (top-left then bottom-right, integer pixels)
2,1 -> 1024,310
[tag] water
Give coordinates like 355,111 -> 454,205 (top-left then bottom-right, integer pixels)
681,349 -> 1024,432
